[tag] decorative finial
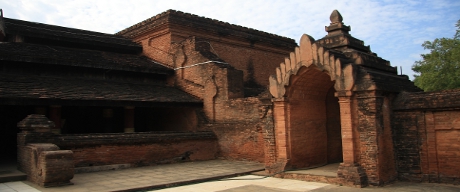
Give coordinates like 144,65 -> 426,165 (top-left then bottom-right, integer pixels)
330,10 -> 343,23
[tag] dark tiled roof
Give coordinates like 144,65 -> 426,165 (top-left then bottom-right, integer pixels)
0,42 -> 173,75
4,17 -> 141,53
117,10 -> 297,49
0,73 -> 202,106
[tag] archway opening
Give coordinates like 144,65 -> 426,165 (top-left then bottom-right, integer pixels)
286,65 -> 342,169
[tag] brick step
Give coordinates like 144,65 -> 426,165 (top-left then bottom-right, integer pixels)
274,172 -> 343,185
0,169 -> 27,183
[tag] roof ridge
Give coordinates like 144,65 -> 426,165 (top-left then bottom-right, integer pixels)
5,18 -> 133,43
4,17 -> 120,37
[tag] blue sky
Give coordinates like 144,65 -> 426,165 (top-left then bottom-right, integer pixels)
1,0 -> 459,79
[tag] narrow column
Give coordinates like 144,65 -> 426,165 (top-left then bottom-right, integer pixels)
124,106 -> 135,133
336,95 -> 368,187
271,98 -> 290,172
338,97 -> 356,163
49,105 -> 62,134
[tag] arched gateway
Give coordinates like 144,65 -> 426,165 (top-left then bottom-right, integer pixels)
266,10 -> 420,187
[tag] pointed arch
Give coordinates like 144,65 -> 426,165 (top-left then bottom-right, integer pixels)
269,34 -> 355,99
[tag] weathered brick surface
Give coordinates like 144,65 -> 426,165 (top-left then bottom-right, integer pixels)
284,66 -> 339,169
378,97 -> 397,183
18,143 -> 74,187
436,127 -> 460,181
356,94 -> 383,185
70,140 -> 216,167
38,150 -> 74,187
354,92 -> 397,186
392,111 -> 423,181
122,11 -> 295,89
205,123 -> 265,162
18,131 -> 219,168
393,89 -> 460,185
393,89 -> 460,110
337,163 -> 368,187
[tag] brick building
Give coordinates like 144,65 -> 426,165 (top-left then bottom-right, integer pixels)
0,9 -> 459,187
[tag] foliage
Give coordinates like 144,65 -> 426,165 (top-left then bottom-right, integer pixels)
412,20 -> 460,91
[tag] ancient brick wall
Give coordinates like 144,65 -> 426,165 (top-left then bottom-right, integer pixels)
204,123 -> 265,162
202,39 -> 291,88
70,140 -> 215,167
288,96 -> 328,168
378,96 -> 397,183
392,111 -> 423,181
356,92 -> 397,186
393,90 -> 460,184
124,15 -> 295,164
131,26 -> 294,89
136,29 -> 173,66
19,131 -> 218,168
145,36 -> 270,162
198,95 -> 270,162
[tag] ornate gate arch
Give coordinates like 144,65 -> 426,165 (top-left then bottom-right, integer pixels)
265,10 -> 419,187
268,34 -> 361,181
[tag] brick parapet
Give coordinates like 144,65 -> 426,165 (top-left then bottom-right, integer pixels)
117,10 -> 296,50
393,89 -> 460,111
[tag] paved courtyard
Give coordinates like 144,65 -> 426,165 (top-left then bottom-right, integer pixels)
1,160 -> 460,192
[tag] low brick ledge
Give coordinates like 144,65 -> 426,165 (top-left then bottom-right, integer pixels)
57,131 -> 217,147
273,173 -> 349,187
20,131 -> 217,148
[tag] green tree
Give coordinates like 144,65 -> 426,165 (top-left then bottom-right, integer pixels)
412,20 -> 460,91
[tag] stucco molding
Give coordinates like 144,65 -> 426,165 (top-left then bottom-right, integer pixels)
269,34 -> 356,98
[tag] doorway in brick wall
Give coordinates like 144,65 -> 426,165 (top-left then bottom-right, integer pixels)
0,106 -> 35,162
283,65 -> 342,169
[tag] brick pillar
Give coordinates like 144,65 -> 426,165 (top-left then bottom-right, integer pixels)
260,103 -> 277,172
338,97 -> 356,163
124,106 -> 135,133
356,95 -> 384,186
17,114 -> 55,172
49,105 -> 61,134
336,96 -> 368,187
267,97 -> 290,173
